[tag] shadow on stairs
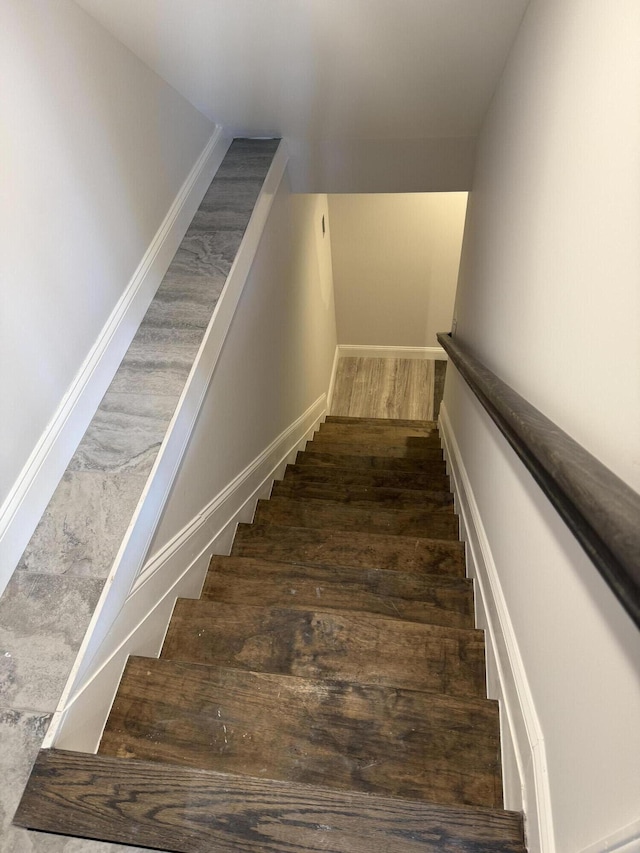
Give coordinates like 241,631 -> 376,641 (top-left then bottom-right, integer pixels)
15,416 -> 527,853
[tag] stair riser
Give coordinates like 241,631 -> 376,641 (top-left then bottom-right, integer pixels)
294,452 -> 448,475
317,426 -> 442,445
202,564 -> 474,629
305,442 -> 444,460
232,524 -> 466,576
284,466 -> 451,492
202,581 -> 473,628
254,498 -> 460,540
326,416 -> 438,428
271,481 -> 454,510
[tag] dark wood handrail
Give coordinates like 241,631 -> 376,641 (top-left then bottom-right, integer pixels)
437,332 -> 640,629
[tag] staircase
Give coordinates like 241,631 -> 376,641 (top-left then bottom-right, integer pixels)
15,416 -> 526,852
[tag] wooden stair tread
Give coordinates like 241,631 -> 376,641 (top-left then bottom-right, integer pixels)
161,600 -> 485,697
285,463 -> 451,492
304,441 -> 444,460
16,749 -> 526,853
271,479 -> 455,510
232,522 -> 465,575
295,451 -> 448,475
202,555 -> 474,628
255,496 -> 460,539
327,415 -> 439,429
319,416 -> 438,436
100,660 -> 501,807
14,416 -> 525,851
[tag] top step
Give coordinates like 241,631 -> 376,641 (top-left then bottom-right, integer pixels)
326,416 -> 438,428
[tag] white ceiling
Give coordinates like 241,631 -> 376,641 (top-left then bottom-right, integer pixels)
74,0 -> 529,142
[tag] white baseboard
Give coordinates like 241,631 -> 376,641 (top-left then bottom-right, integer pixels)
0,125 -> 231,597
439,402 -> 555,853
578,819 -> 640,853
337,344 -> 447,360
45,393 -> 326,753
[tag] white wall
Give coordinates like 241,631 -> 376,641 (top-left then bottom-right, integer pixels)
286,138 -> 476,194
0,0 -> 214,509
446,1 -> 640,850
329,193 -> 466,347
147,176 -> 337,555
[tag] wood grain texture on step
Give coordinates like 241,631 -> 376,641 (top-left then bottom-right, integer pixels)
271,480 -> 454,511
202,556 -> 474,628
232,523 -> 466,576
100,660 -> 501,808
295,450 -> 447,474
162,600 -> 486,698
317,423 -> 441,443
254,497 -> 460,540
16,749 -> 527,853
305,440 -> 444,460
330,358 -> 436,421
326,416 -> 439,429
284,463 -> 451,493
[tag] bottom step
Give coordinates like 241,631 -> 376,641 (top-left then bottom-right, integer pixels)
16,749 -> 526,853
